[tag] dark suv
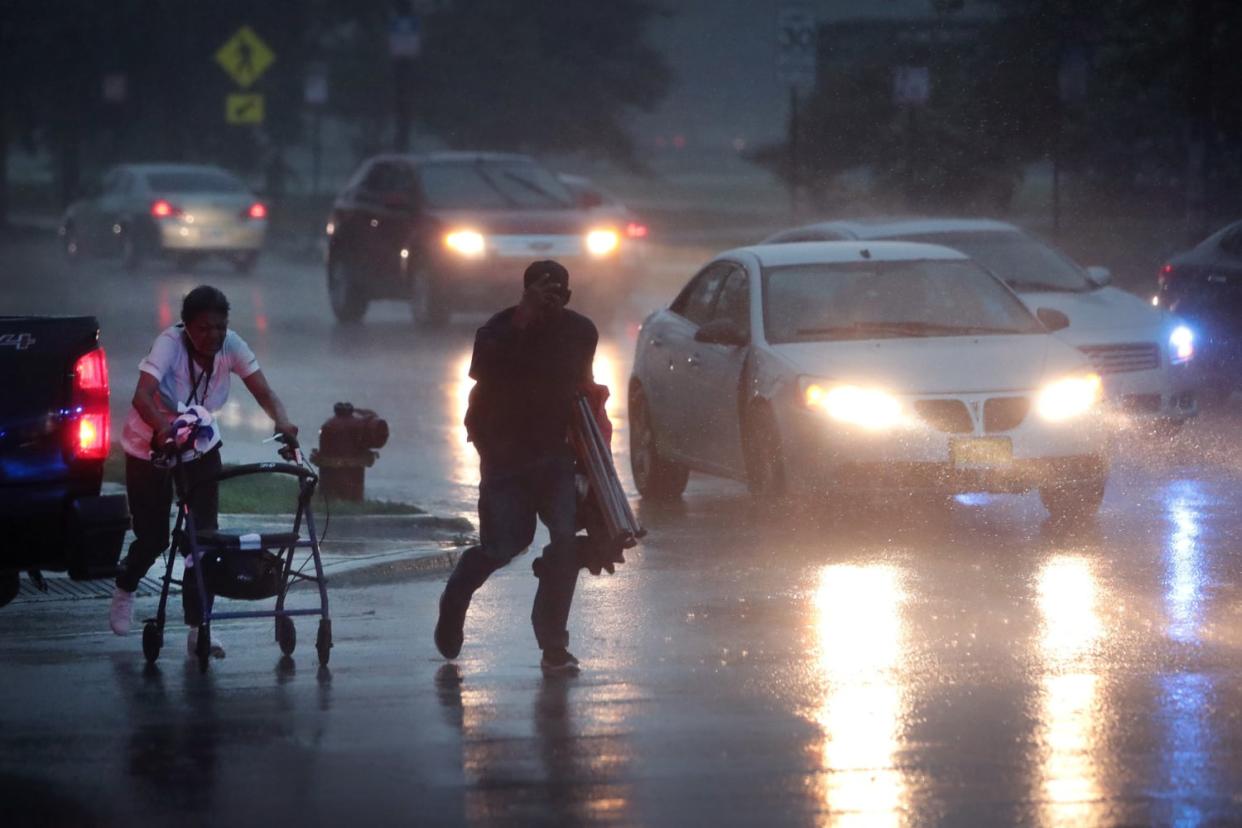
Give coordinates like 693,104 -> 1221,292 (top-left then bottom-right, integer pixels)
1158,219 -> 1242,388
325,152 -> 633,324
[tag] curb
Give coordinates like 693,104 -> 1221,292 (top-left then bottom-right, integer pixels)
11,544 -> 461,605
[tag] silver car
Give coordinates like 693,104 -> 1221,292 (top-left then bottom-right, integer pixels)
762,218 -> 1198,427
629,241 -> 1110,519
60,163 -> 267,272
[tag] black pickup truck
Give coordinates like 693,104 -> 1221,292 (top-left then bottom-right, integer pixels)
0,316 -> 129,607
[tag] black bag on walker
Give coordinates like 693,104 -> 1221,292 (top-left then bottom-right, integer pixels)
195,530 -> 291,600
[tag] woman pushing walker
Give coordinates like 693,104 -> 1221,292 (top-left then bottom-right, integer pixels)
109,285 -> 299,658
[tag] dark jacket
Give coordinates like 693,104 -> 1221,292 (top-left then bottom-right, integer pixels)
465,307 -> 598,472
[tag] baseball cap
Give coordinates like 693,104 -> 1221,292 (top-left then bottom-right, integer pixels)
523,259 -> 570,288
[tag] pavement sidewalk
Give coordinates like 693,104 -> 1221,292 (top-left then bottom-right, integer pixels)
12,511 -> 474,604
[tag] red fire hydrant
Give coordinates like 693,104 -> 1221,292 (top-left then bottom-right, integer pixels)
310,402 -> 390,501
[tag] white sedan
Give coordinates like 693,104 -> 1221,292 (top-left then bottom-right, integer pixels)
762,219 -> 1198,427
629,241 -> 1111,518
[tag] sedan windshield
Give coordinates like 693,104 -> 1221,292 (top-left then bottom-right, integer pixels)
763,259 -> 1043,343
419,161 -> 575,210
145,171 -> 247,193
902,231 -> 1092,292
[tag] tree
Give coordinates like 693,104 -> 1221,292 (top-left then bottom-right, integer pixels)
410,0 -> 671,166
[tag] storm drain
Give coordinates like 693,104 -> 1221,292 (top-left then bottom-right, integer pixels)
14,575 -> 172,604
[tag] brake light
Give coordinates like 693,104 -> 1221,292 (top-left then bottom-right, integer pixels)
625,221 -> 648,239
74,348 -> 108,392
71,348 -> 110,461
246,203 -> 267,220
1158,263 -> 1175,286
151,199 -> 179,218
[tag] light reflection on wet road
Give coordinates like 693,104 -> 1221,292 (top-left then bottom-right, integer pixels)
3,242 -> 1242,824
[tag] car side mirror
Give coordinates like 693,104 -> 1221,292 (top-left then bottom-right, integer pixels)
1085,266 -> 1112,287
1036,307 -> 1071,332
694,319 -> 748,346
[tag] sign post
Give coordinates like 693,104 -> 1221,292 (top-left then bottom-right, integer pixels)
777,6 -> 816,217
390,15 -> 422,152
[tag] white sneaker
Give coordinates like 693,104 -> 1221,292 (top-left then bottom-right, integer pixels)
186,627 -> 226,659
109,587 -> 135,635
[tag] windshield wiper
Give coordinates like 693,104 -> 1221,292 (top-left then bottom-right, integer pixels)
795,321 -> 1023,338
500,170 -> 567,206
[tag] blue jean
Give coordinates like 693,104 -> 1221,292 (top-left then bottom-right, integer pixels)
445,452 -> 579,650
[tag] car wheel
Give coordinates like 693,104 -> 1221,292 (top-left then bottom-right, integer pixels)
120,226 -> 144,272
745,404 -> 787,499
327,256 -> 369,324
410,264 -> 450,328
629,384 -> 689,499
1039,472 -> 1106,520
232,251 -> 259,274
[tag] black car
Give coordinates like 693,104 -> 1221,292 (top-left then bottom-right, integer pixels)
0,316 -> 129,607
325,152 -> 633,324
1158,220 -> 1242,384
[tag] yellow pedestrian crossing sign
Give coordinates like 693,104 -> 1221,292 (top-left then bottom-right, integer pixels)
226,93 -> 265,124
215,26 -> 275,89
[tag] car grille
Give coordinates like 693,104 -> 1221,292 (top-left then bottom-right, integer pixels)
983,397 -> 1029,432
914,399 -> 972,433
1078,342 -> 1159,374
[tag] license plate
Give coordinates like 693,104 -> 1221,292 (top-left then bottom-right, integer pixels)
951,437 -> 1013,469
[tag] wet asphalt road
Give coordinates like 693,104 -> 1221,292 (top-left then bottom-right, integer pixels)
4,238 -> 1242,826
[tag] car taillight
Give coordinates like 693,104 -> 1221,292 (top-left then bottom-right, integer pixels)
71,348 -> 110,461
625,221 -> 648,239
1158,263 -> 1175,286
246,203 -> 267,220
151,199 -> 180,218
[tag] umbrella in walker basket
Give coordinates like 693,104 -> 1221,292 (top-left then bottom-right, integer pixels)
142,407 -> 332,672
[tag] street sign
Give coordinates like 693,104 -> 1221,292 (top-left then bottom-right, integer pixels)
777,5 -> 816,86
893,66 -> 930,107
215,26 -> 275,89
389,15 -> 422,59
102,73 -> 127,103
225,93 -> 265,125
304,63 -> 329,106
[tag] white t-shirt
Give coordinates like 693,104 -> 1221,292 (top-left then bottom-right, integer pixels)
121,325 -> 261,459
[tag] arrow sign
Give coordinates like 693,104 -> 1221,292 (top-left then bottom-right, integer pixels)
226,93 -> 265,124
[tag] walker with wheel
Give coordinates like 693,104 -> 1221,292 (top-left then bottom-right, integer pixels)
141,409 -> 332,672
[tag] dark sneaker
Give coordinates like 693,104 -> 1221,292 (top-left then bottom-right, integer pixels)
540,647 -> 580,674
434,590 -> 466,659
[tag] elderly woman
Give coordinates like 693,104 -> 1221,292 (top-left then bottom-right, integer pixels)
109,285 -> 298,658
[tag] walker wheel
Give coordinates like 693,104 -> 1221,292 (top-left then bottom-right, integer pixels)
276,615 -> 297,656
316,619 -> 332,666
196,623 -> 211,673
142,621 -> 162,664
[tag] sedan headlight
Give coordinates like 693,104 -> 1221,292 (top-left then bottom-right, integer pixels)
801,379 -> 907,430
1169,325 -> 1194,364
444,229 -> 486,257
585,228 -> 620,257
1035,373 -> 1102,422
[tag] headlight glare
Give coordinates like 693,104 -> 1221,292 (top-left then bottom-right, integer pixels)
585,228 -> 620,257
1036,374 -> 1102,422
803,380 -> 906,430
444,229 -> 486,257
1170,325 -> 1194,364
